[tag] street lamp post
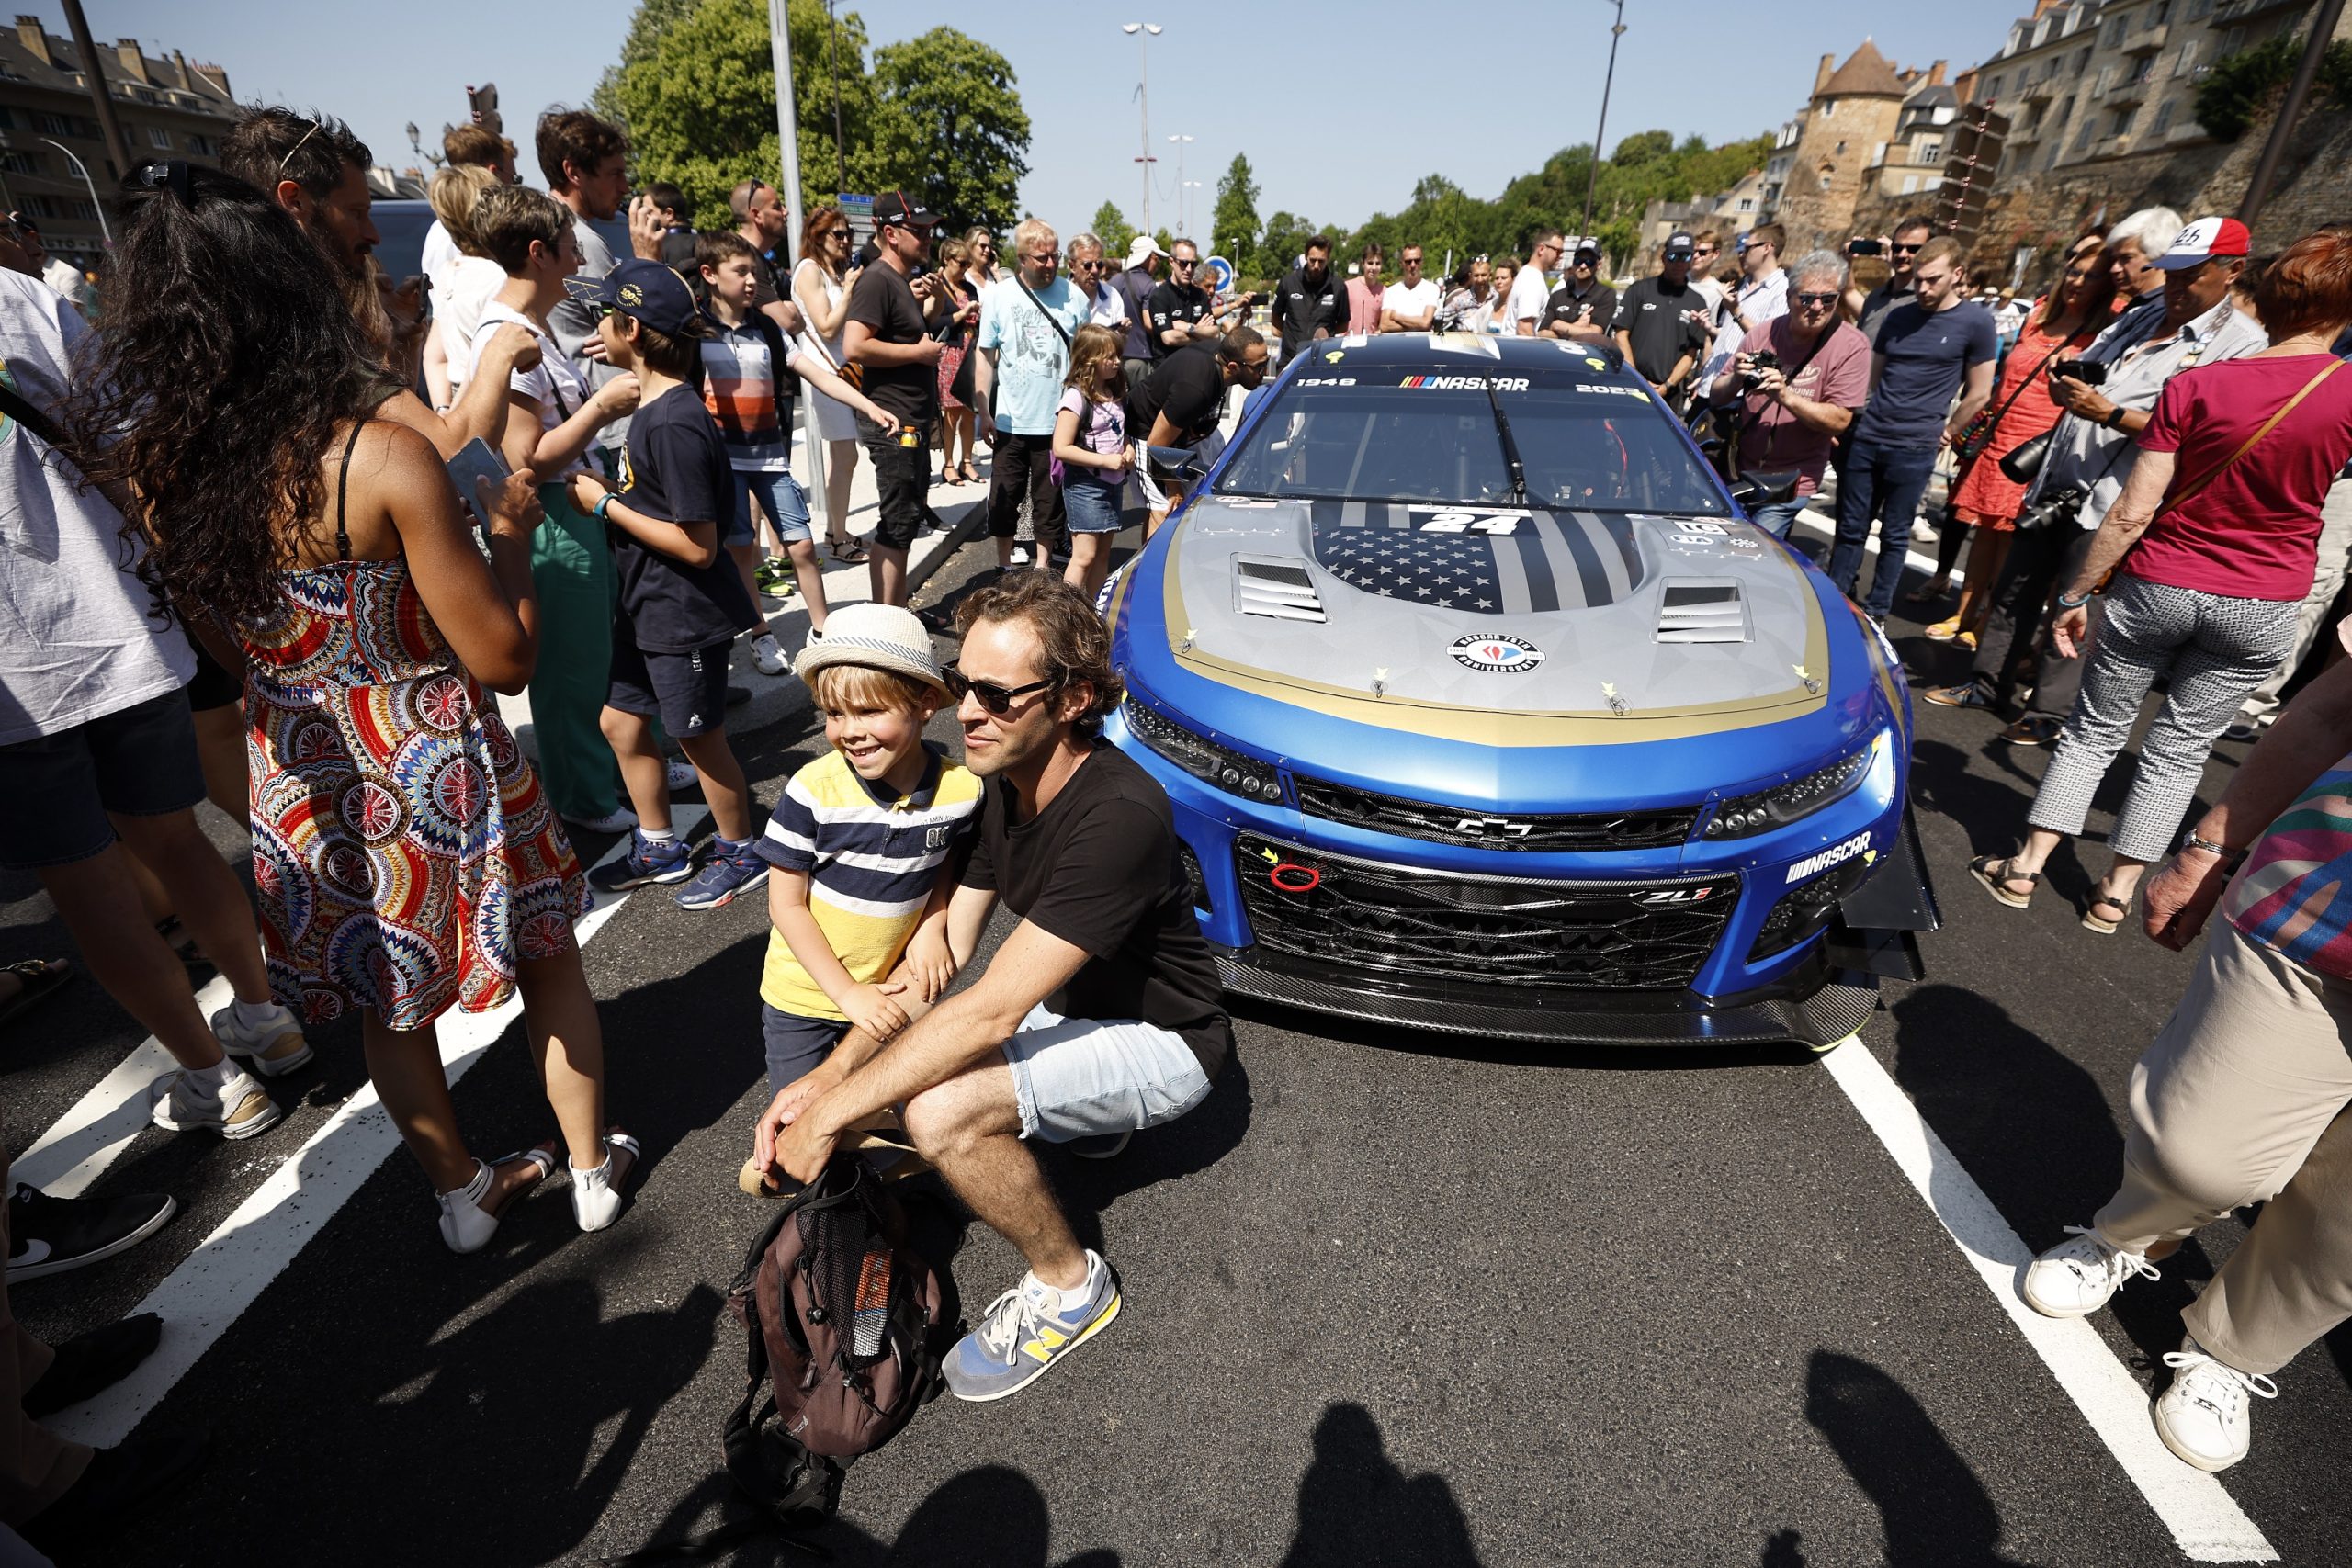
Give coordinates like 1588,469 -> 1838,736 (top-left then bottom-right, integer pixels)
1168,133 -> 1193,235
40,137 -> 108,246
1122,23 -> 1162,232
1182,180 -> 1204,242
1578,0 -> 1628,254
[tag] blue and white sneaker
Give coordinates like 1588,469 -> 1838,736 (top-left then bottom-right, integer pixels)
673,836 -> 769,910
587,830 -> 695,893
944,1250 -> 1121,1403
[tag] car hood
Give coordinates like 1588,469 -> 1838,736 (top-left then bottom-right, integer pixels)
1157,495 -> 1829,726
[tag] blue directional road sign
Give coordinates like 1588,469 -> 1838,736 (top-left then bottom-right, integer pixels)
1204,254 -> 1235,293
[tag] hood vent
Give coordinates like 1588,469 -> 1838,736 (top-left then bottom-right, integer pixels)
1656,581 -> 1747,644
1234,555 -> 1326,624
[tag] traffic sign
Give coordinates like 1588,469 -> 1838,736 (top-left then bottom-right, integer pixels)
1204,254 -> 1235,293
838,193 -> 876,250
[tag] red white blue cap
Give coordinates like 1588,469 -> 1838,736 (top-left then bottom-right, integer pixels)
2153,216 -> 2252,270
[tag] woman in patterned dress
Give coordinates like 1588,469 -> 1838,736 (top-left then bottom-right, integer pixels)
69,161 -> 636,1254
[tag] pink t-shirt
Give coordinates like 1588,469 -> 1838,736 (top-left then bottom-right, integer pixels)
2127,355 -> 2352,602
1345,276 -> 1384,335
1731,318 -> 1872,496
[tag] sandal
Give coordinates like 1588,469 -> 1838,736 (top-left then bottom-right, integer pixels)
1968,853 -> 2041,910
1924,616 -> 1964,642
956,461 -> 980,485
2082,887 -> 2132,934
435,1143 -> 558,1255
571,1129 -> 640,1233
0,957 -> 74,1030
826,536 -> 869,565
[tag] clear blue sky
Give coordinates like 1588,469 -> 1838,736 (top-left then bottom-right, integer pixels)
61,1 -> 2007,234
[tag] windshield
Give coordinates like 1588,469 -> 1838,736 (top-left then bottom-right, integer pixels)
1216,375 -> 1731,515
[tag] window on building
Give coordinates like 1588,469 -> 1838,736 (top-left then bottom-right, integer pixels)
2104,18 -> 2124,48
2075,120 -> 2096,151
0,107 -> 14,130
1737,197 -> 1755,212
1988,73 -> 2006,98
1817,165 -> 1833,190
2047,142 -> 2064,170
146,126 -> 171,149
1819,101 -> 1836,119
1835,140 -> 1847,155
0,151 -> 40,176
2222,27 -> 2245,53
187,133 -> 216,156
2154,99 -> 2177,134
1901,175 -> 1921,194
2075,46 -> 2092,73
1920,140 -> 1943,164
2176,39 -> 2199,76
2110,106 -> 2136,137
2187,0 -> 2212,17
36,111 -> 75,137
2153,1 -> 2170,25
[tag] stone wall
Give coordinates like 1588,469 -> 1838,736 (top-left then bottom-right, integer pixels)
1774,96 -> 1906,257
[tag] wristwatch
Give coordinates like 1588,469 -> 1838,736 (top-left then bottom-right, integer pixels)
2180,830 -> 2247,866
594,492 -> 618,523
2101,405 -> 2130,431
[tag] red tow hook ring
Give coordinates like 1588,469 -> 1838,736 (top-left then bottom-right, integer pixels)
1269,863 -> 1321,894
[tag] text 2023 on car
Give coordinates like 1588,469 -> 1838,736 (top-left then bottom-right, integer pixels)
1102,333 -> 1938,1048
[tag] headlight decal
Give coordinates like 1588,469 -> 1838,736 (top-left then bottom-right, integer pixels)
1703,731 -> 1884,839
1123,700 -> 1289,805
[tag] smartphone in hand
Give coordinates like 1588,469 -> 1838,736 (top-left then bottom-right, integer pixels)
445,438 -> 513,531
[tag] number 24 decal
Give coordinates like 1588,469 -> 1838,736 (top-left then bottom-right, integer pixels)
1416,511 -> 1521,536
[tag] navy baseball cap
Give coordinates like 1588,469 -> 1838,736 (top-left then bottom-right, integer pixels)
1663,231 -> 1695,260
574,258 -> 714,338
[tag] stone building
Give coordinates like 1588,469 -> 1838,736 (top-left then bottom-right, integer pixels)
1761,42 -> 1954,255
1629,167 -> 1769,276
0,16 -> 238,269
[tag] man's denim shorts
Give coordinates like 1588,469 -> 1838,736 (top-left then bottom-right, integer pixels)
1000,1002 -> 1211,1142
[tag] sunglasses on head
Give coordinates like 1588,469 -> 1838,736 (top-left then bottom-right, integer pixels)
944,666 -> 1055,715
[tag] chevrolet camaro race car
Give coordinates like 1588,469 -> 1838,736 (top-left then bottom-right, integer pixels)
1101,332 -> 1939,1048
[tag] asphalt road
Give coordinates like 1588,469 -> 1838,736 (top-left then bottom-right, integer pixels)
6,505 -> 2349,1568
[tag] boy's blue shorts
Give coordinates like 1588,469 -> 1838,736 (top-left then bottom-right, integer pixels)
761,1003 -> 852,1095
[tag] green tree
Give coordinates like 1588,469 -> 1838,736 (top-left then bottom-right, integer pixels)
591,0 -> 699,136
1091,201 -> 1136,260
1258,210 -> 1319,280
1611,129 -> 1675,166
867,28 -> 1031,233
1211,152 -> 1261,280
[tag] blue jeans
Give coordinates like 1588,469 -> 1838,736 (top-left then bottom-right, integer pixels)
1826,440 -> 1939,618
729,468 -> 811,548
1748,497 -> 1812,541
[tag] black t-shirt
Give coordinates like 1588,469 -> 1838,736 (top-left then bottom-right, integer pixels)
845,262 -> 937,423
657,227 -> 700,272
1144,279 -> 1212,359
1611,276 -> 1709,384
612,384 -> 759,654
1541,280 -> 1617,337
959,744 -> 1231,1076
1274,265 -> 1347,357
1127,343 -> 1225,447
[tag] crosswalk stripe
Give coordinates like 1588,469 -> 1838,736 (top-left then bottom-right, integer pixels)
13,974 -> 233,1197
40,811 -> 704,1449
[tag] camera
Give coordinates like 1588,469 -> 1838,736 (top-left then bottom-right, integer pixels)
2017,485 -> 2086,532
1742,348 -> 1781,389
2050,358 -> 2107,386
1848,238 -> 1883,258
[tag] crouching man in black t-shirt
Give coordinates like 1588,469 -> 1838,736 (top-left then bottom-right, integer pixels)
753,571 -> 1229,1403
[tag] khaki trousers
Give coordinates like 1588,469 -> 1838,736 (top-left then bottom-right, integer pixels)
2094,923 -> 2352,1375
0,1146 -> 90,1527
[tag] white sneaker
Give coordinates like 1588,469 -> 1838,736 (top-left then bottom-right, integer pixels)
664,759 -> 696,793
565,806 -> 639,836
1008,545 -> 1032,567
752,634 -> 787,676
434,1147 -> 554,1255
571,1133 -> 639,1233
2022,1226 -> 2161,1318
1912,520 -> 1940,544
2155,1337 -> 2278,1472
149,1066 -> 281,1141
209,999 -> 312,1077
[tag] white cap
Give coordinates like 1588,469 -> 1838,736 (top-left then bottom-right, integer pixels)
792,603 -> 949,696
1125,234 -> 1168,266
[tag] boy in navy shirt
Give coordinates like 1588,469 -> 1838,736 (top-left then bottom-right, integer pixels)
575,261 -> 768,908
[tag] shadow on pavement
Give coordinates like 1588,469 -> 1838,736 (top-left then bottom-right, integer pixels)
1766,1349 -> 2040,1568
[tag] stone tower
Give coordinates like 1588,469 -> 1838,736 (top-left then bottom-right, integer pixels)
1773,40 -> 1913,255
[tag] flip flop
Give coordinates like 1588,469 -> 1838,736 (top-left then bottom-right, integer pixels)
0,958 -> 74,1029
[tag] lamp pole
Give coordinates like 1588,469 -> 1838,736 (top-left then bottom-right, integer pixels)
1167,133 -> 1193,235
765,1 -> 828,524
1578,0 -> 1628,251
1122,23 -> 1162,232
40,138 -> 108,245
827,0 -> 847,197
1183,180 -> 1204,241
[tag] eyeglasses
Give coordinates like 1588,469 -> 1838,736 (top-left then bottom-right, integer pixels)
1891,243 -> 1923,254
1171,257 -> 1197,269
944,667 -> 1055,715
1794,291 -> 1840,307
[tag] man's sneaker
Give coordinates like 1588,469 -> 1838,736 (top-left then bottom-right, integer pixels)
755,558 -> 793,598
1922,682 -> 1997,711
587,830 -> 695,893
752,633 -> 788,676
209,999 -> 311,1077
564,805 -> 639,837
1008,544 -> 1032,567
945,1250 -> 1121,1403
664,758 -> 699,793
2154,1337 -> 2278,1472
148,1066 -> 280,1141
674,836 -> 769,910
1912,519 -> 1940,545
7,1185 -> 177,1281
2021,1226 -> 2161,1318
22,1312 -> 164,1416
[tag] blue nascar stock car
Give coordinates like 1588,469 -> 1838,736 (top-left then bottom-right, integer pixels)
1100,331 -> 1939,1049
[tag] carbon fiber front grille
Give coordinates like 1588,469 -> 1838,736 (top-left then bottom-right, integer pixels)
1294,774 -> 1698,852
1233,834 -> 1736,990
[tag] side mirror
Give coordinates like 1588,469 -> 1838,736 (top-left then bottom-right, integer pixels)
1728,470 -> 1801,511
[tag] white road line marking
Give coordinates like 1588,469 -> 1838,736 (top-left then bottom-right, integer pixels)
1787,504 -> 1945,577
41,812 -> 706,1450
1820,1038 -> 2278,1564
15,976 -> 233,1196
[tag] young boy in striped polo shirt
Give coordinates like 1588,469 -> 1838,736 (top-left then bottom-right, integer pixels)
753,604 -> 982,1094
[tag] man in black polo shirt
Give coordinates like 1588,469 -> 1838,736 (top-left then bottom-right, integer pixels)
1845,214 -> 1934,344
1128,327 -> 1269,532
1272,234 -> 1347,367
1145,238 -> 1244,361
843,193 -> 949,607
1612,231 -> 1711,407
1541,239 -> 1616,344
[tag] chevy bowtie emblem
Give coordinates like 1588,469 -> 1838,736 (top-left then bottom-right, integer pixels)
1455,817 -> 1533,838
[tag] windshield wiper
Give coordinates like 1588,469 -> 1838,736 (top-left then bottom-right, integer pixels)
1481,378 -> 1529,507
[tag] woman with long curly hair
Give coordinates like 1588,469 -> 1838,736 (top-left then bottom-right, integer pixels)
67,162 -> 636,1254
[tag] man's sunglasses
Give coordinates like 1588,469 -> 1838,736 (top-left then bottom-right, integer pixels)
1793,291 -> 1840,307
1892,243 -> 1924,254
944,667 -> 1055,714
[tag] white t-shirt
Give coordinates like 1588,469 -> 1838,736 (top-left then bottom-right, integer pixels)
421,220 -> 459,283
1503,265 -> 1553,334
466,301 -> 594,480
433,255 -> 506,396
1381,278 -> 1442,329
1085,280 -> 1129,331
0,271 -> 193,743
792,258 -> 850,364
